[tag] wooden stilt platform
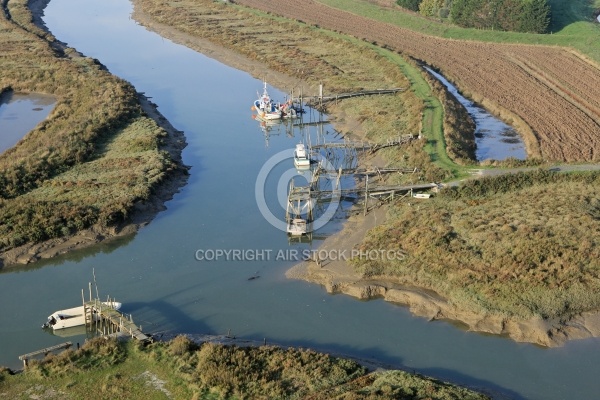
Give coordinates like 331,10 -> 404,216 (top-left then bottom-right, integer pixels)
84,300 -> 151,342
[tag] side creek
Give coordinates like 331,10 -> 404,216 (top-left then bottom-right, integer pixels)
425,67 -> 527,161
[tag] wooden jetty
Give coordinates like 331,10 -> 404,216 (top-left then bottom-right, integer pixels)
84,299 -> 150,342
300,87 -> 406,109
19,342 -> 72,368
286,173 -> 437,234
311,135 -> 414,154
310,182 -> 438,200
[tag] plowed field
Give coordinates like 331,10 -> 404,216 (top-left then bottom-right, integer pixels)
237,0 -> 600,162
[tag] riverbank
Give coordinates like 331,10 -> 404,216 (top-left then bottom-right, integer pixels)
287,228 -> 600,348
129,0 -> 600,347
0,0 -> 189,267
0,336 -> 492,399
0,92 -> 189,267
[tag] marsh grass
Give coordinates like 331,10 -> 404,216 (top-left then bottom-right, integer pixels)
0,336 -> 490,399
354,170 -> 600,319
0,0 -> 181,252
139,0 -> 456,181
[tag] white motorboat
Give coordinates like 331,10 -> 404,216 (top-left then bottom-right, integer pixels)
42,301 -> 122,330
294,142 -> 311,169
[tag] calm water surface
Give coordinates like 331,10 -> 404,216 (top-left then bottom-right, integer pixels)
0,92 -> 55,153
0,1 -> 598,399
425,67 -> 527,161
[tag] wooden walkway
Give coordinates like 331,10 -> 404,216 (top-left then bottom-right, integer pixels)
290,182 -> 436,202
311,135 -> 414,153
300,88 -> 405,108
85,300 -> 150,342
19,342 -> 72,368
313,182 -> 437,200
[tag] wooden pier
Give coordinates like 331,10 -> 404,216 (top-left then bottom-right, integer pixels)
286,173 -> 437,234
310,182 -> 438,200
19,342 -> 72,368
300,87 -> 406,109
311,135 -> 414,154
84,299 -> 151,342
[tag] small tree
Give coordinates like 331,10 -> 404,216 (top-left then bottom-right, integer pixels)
396,0 -> 422,11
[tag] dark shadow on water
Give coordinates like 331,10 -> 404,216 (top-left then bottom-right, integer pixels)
502,138 -> 522,144
124,300 -> 212,338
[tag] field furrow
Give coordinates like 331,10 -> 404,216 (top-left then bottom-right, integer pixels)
237,0 -> 600,162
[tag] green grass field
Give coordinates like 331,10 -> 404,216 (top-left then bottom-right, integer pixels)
319,0 -> 600,62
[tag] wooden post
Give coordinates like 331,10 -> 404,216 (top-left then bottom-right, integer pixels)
364,174 -> 369,216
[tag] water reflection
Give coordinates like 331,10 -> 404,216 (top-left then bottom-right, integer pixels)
0,91 -> 55,153
425,67 -> 527,161
2,1 -> 597,399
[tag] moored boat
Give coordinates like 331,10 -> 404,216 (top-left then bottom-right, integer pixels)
287,218 -> 310,236
252,81 -> 296,121
294,142 -> 311,169
42,301 -> 122,330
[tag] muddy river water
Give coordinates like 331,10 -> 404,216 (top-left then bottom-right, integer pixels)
0,1 -> 598,398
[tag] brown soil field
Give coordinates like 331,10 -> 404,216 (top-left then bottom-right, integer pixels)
237,0 -> 600,162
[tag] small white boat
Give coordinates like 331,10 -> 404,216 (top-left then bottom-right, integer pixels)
42,301 -> 122,330
294,143 -> 311,169
252,81 -> 296,121
287,218 -> 310,236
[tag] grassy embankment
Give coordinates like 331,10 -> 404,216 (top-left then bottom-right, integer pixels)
0,0 -> 185,258
320,0 -> 600,62
138,0 -> 467,182
0,336 -> 490,399
139,0 -> 600,323
304,0 -> 600,322
353,170 -> 600,320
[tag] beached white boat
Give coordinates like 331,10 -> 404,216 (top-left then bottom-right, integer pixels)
294,142 -> 311,169
42,301 -> 121,330
252,81 -> 296,121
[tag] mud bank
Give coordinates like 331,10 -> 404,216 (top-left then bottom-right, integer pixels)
287,223 -> 600,348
